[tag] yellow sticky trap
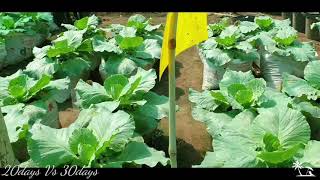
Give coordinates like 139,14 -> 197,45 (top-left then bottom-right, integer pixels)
159,13 -> 176,80
159,12 -> 208,79
176,13 -> 208,56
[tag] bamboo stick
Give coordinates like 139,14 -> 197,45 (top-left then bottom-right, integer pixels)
168,13 -> 178,168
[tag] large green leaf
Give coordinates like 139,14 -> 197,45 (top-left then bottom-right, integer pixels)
119,27 -> 137,37
8,75 -> 28,101
92,36 -> 121,53
4,108 -> 28,143
304,60 -> 320,90
132,91 -> 169,135
0,77 -> 14,106
24,57 -> 58,79
219,69 -> 255,92
254,16 -> 273,30
193,151 -> 227,168
235,41 -> 254,53
54,30 -> 84,49
87,110 -> 135,152
199,38 -> 217,50
32,46 -> 51,60
201,48 -> 231,67
251,107 -> 310,149
103,55 -> 137,76
75,79 -> 109,109
135,39 -> 161,59
298,140 -> 320,167
246,79 -> 267,100
248,32 -> 278,53
47,40 -> 75,57
192,108 -> 234,137
74,15 -> 98,31
282,73 -> 320,101
216,25 -> 238,47
258,87 -> 292,109
189,88 -> 223,111
291,98 -> 320,119
60,57 -> 91,78
104,74 -> 129,100
238,21 -> 259,34
257,144 -> 303,164
43,77 -> 70,103
116,36 -> 144,50
3,100 -> 58,142
77,39 -> 93,52
107,141 -> 169,167
121,68 -> 156,97
145,24 -> 161,32
28,123 -> 75,167
285,42 -> 317,62
274,26 -> 297,46
212,126 -> 259,167
28,75 -> 51,99
68,128 -> 99,165
134,91 -> 169,120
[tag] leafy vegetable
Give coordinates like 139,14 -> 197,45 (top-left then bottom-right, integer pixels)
208,17 -> 230,37
273,26 -> 297,47
282,61 -> 320,138
98,26 -> 161,78
199,16 -> 274,69
0,71 -> 70,143
24,15 -> 103,80
191,69 -> 320,168
254,16 -> 274,30
194,106 -> 315,167
248,16 -> 318,62
75,68 -> 169,135
127,14 -> 162,40
0,12 -> 56,37
189,70 -> 266,114
282,61 -> 320,101
27,105 -> 169,167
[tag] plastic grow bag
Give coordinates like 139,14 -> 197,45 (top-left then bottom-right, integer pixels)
0,21 -> 57,71
0,32 -> 47,70
259,50 -> 307,91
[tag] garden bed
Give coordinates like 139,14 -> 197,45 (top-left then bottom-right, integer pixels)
1,12 -> 320,168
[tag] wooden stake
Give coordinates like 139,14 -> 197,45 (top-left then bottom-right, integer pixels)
0,107 -> 18,167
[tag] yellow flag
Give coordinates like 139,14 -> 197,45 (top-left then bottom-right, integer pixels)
159,12 -> 208,79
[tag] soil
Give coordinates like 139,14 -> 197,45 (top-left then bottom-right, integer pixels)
2,12 -> 320,167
